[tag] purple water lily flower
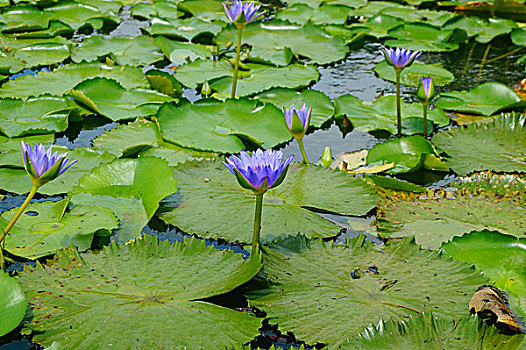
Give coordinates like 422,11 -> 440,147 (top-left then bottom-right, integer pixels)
417,76 -> 435,103
223,0 -> 265,26
21,141 -> 77,187
284,103 -> 311,139
223,149 -> 293,194
381,47 -> 421,71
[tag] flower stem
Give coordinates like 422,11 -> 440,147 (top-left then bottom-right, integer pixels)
0,185 -> 38,271
231,27 -> 243,99
422,104 -> 428,137
395,69 -> 402,137
251,193 -> 264,254
297,139 -> 310,164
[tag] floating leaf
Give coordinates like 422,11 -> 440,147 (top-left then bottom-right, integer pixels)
157,99 -> 290,153
1,199 -> 118,259
346,313 -> 526,349
255,88 -> 334,128
159,161 -> 377,243
0,63 -> 148,99
346,14 -> 404,39
71,157 -> 178,243
443,16 -> 518,43
0,134 -> 54,166
374,61 -> 454,87
131,1 -> 180,20
366,135 -> 449,174
70,78 -> 173,121
276,4 -> 350,25
435,82 -> 526,116
0,40 -> 70,73
378,177 -> 526,249
385,23 -> 459,52
18,235 -> 263,349
433,113 -> 526,175
335,94 -> 449,135
0,96 -> 75,137
0,271 -> 27,337
146,17 -> 225,41
247,235 -> 486,348
178,0 -> 227,21
154,36 -> 212,66
216,21 -> 348,66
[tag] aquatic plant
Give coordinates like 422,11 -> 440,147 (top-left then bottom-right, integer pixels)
417,76 -> 435,137
380,47 -> 421,136
0,142 -> 76,270
223,0 -> 265,98
284,103 -> 311,164
223,149 -> 293,253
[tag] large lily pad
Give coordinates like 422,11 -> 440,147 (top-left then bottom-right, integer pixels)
255,88 -> 334,128
0,96 -> 75,137
145,17 -> 225,41
157,99 -> 291,153
0,134 -> 54,166
0,39 -> 70,73
131,1 -> 180,20
443,16 -> 518,44
1,199 -> 118,259
366,135 -> 449,173
159,161 -> 378,243
432,113 -> 526,175
155,36 -> 212,66
374,61 -> 454,87
246,235 -> 486,348
334,94 -> 449,135
385,23 -> 458,52
0,147 -> 116,195
346,313 -> 526,349
18,235 -> 263,349
0,63 -> 147,99
276,4 -> 350,25
435,82 -> 526,116
345,15 -> 404,39
175,59 -> 319,97
71,157 -> 178,243
0,271 -> 27,337
378,175 -> 526,249
442,230 -> 526,315
216,21 -> 348,66
70,78 -> 173,121
71,35 -> 164,66
178,0 -> 227,21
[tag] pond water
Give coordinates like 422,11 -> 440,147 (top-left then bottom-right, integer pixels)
0,0 -> 525,349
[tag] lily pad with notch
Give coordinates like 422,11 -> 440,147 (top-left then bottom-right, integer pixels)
0,271 -> 27,337
374,61 -> 454,87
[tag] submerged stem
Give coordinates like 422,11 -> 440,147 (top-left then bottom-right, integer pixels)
0,185 -> 38,270
422,104 -> 428,137
251,193 -> 264,254
395,69 -> 402,137
297,139 -> 310,164
231,27 -> 243,98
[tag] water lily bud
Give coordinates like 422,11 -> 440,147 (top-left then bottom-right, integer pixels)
201,80 -> 211,97
319,146 -> 333,168
284,103 -> 311,140
417,76 -> 435,105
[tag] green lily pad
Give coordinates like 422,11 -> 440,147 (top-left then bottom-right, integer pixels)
255,88 -> 334,128
0,96 -> 75,137
443,16 -> 518,43
433,113 -> 526,175
71,157 -> 178,243
246,235 -> 486,348
0,134 -> 54,166
175,59 -> 319,97
276,4 -> 350,25
92,119 -> 217,164
435,82 -> 526,116
159,161 -> 377,243
442,230 -> 525,314
335,95 -> 449,135
378,175 -> 526,249
146,17 -> 225,41
0,271 -> 27,337
1,199 -> 118,259
18,235 -> 263,349
0,63 -> 148,99
346,313 -> 526,349
346,14 -> 404,39
178,0 -> 229,21
154,35 -> 212,66
511,27 -> 526,46
0,147 -> 116,195
71,35 -> 164,66
0,40 -> 70,73
131,1 -> 181,20
216,21 -> 348,66
374,61 -> 454,87
366,135 -> 449,174
385,23 -> 459,52
70,78 -> 173,121
157,99 -> 291,153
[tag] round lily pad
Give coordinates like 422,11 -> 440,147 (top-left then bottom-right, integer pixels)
18,235 -> 263,349
159,160 -> 377,243
0,271 -> 27,337
374,61 -> 454,87
247,235 -> 486,348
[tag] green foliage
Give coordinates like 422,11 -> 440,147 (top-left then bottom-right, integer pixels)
374,61 -> 454,87
276,4 -> 350,25
0,271 -> 27,337
385,23 -> 459,52
160,161 -> 377,243
145,17 -> 226,41
18,235 -> 263,349
247,235 -> 486,348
